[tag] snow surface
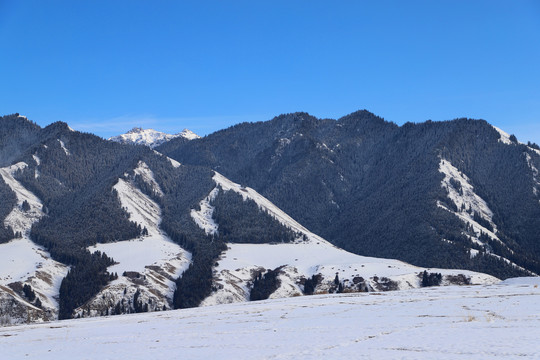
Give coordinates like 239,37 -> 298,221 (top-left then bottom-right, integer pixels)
90,175 -> 190,276
57,139 -> 70,156
0,163 -> 69,317
213,172 -> 326,242
492,125 -> 540,155
109,127 -> 200,148
1,281 -> 539,359
202,242 -> 498,306
133,161 -> 164,197
152,150 -> 182,168
492,125 -> 513,145
439,159 -> 497,237
190,187 -> 219,235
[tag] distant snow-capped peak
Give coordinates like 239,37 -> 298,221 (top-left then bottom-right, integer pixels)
109,127 -> 200,148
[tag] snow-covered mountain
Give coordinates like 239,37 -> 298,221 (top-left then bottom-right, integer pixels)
0,133 -> 497,324
2,278 -> 539,359
157,111 -> 540,279
1,112 -> 538,327
109,127 -> 199,148
70,166 -> 498,319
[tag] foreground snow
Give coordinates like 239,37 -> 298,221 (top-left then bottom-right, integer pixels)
1,279 -> 538,359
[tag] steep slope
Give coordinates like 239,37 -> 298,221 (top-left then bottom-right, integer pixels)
109,127 -> 200,148
0,162 -> 69,324
198,174 -> 498,306
0,114 -> 42,167
79,162 -> 192,317
158,111 -> 540,278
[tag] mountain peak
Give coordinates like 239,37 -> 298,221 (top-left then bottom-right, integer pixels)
109,128 -> 200,148
126,127 -> 145,134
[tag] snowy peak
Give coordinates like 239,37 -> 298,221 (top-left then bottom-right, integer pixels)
109,127 -> 200,148
177,129 -> 200,140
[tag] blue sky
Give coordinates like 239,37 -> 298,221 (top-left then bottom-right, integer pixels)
1,1 -> 539,143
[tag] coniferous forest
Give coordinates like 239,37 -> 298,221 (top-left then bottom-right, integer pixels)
1,111 -> 540,320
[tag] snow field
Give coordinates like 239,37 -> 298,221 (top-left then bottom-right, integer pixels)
1,280 -> 539,360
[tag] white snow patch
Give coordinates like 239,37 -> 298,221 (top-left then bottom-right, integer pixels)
190,187 -> 219,235
133,161 -> 164,197
178,129 -> 200,140
57,139 -> 70,156
492,125 -> 513,145
438,159 -> 502,245
0,163 -> 42,236
152,150 -> 182,168
3,283 -> 539,359
213,171 -> 326,243
492,125 -> 540,156
114,179 -> 160,234
32,154 -> 40,166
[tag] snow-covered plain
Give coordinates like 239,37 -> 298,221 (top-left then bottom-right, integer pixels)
1,279 -> 538,360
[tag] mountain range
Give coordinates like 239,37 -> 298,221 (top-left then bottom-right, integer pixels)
0,111 -> 538,325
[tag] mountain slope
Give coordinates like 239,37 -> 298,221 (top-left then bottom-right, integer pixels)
157,111 -> 540,278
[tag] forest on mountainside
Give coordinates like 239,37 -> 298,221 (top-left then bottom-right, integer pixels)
158,111 -> 540,278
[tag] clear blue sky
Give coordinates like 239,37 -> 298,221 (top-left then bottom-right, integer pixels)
1,1 -> 539,143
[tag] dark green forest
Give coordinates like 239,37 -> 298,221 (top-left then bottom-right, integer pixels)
159,111 -> 540,278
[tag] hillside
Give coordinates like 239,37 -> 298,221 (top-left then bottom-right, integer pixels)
0,113 -> 503,325
1,278 -> 539,359
158,111 -> 540,278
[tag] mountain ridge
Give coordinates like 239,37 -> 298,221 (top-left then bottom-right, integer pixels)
109,127 -> 200,148
0,111 -> 538,326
